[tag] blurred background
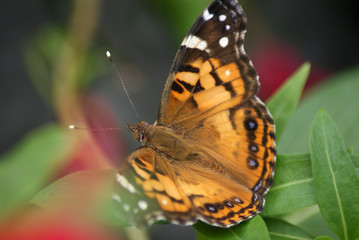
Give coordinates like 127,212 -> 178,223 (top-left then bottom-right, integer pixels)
1,0 -> 358,239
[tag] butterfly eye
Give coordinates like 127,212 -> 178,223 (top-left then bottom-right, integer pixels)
139,133 -> 145,142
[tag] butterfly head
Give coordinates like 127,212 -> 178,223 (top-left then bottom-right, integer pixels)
127,121 -> 152,144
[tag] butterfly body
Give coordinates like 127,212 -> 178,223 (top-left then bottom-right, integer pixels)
113,0 -> 276,228
128,121 -> 192,160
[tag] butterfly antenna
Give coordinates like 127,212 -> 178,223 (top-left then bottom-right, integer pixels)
106,51 -> 141,122
68,125 -> 124,131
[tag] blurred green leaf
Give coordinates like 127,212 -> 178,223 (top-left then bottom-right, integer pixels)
31,169 -> 115,204
193,215 -> 270,240
353,155 -> 359,175
263,153 -> 316,216
197,232 -> 207,240
283,206 -> 337,239
31,169 -> 116,221
24,25 -> 65,103
0,124 -> 69,220
314,237 -> 334,240
25,25 -> 108,104
265,218 -> 314,240
279,65 -> 359,155
267,62 -> 311,142
310,110 -> 359,240
149,0 -> 211,43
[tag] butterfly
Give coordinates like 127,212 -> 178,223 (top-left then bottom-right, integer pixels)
112,0 -> 276,228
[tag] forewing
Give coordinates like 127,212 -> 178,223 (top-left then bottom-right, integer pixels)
158,0 -> 258,126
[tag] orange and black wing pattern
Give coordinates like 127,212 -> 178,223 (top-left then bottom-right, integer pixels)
113,147 -> 196,226
113,0 -> 275,228
158,0 -> 258,127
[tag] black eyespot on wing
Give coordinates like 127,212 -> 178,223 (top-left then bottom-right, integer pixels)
252,180 -> 263,192
248,143 -> 258,153
244,118 -> 258,131
232,197 -> 243,204
247,157 -> 259,170
204,203 -> 218,213
223,200 -> 234,208
252,193 -> 259,203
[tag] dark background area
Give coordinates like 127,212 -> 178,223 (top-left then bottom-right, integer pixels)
1,0 -> 358,239
1,0 -> 358,155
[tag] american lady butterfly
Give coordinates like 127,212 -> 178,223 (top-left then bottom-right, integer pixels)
113,0 -> 276,228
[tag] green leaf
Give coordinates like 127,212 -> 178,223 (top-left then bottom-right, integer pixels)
310,110 -> 359,240
193,215 -> 270,240
314,237 -> 334,240
263,153 -> 316,216
149,0 -> 211,43
265,218 -> 314,240
264,153 -> 359,217
279,65 -> 359,155
0,124 -> 69,220
197,232 -> 208,240
283,206 -> 338,239
353,155 -> 359,175
267,62 -> 311,142
31,169 -> 116,221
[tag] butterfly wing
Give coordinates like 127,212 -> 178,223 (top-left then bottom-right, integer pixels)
115,0 -> 275,228
158,0 -> 258,126
167,97 -> 275,227
113,140 -> 270,228
113,147 -> 196,226
154,0 -> 275,226
192,96 -> 275,191
176,161 -> 265,227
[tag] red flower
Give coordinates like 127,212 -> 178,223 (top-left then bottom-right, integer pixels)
251,40 -> 330,101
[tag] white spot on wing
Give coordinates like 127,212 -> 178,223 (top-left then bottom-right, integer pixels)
203,9 -> 213,21
123,203 -> 130,212
112,193 -> 122,203
181,36 -> 188,46
171,219 -> 180,225
186,35 -> 208,51
198,40 -> 208,51
219,37 -> 229,48
225,70 -> 230,76
234,197 -> 242,203
219,15 -> 227,22
138,200 -> 148,210
240,45 -> 245,53
225,25 -> 230,31
116,173 -> 137,194
162,199 -> 168,205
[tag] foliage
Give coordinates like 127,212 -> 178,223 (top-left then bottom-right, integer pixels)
12,63 -> 356,240
1,1 -> 359,237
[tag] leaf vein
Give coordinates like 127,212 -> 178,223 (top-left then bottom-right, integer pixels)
269,232 -> 311,240
320,116 -> 348,240
270,178 -> 312,191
